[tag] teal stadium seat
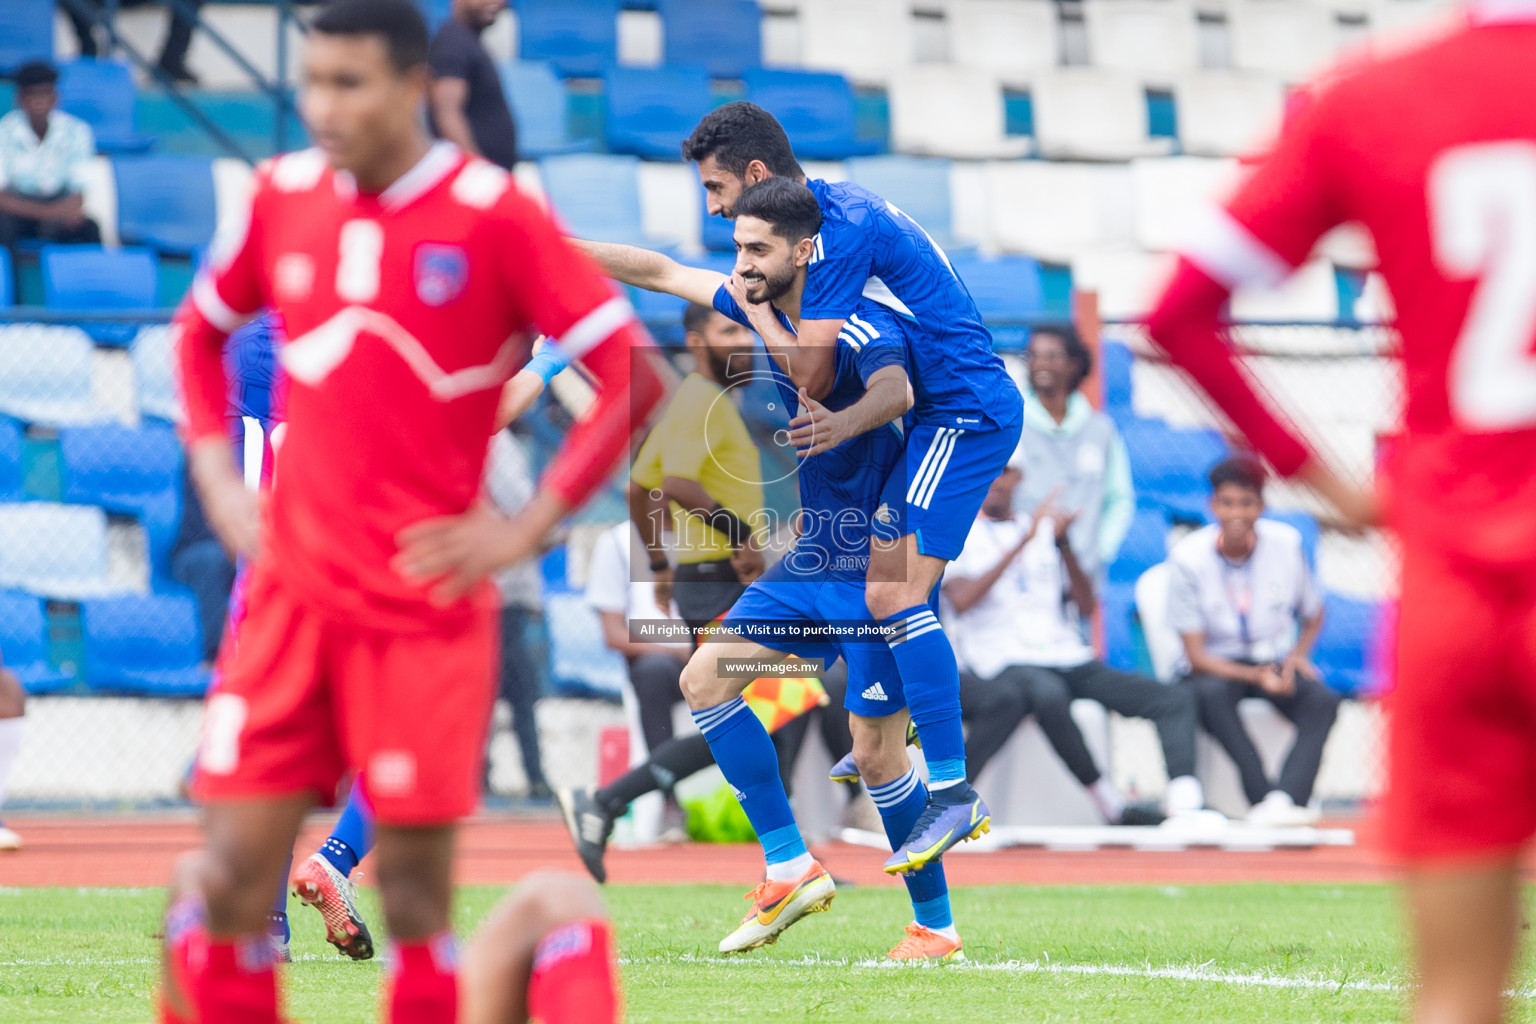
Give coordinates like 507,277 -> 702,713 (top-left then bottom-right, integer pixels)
661,0 -> 762,79
0,590 -> 73,694
114,155 -> 218,256
58,59 -> 154,154
602,65 -> 715,160
516,0 -> 620,78
846,155 -> 965,252
743,69 -> 881,160
41,244 -> 159,347
0,0 -> 52,75
947,254 -> 1044,351
0,247 -> 12,307
81,593 -> 210,697
59,422 -> 183,579
499,61 -> 595,158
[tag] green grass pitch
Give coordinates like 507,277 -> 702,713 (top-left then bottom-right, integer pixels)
4,882 -> 1536,1023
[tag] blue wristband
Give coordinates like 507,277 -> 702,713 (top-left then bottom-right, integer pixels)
525,346 -> 570,385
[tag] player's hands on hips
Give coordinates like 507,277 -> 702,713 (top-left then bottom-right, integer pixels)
189,439 -> 262,561
788,387 -> 855,457
396,491 -> 568,607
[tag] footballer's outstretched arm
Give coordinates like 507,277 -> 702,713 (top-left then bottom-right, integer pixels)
575,239 -> 724,307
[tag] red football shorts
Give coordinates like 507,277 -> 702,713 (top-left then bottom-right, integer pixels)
193,566 -> 498,825
1383,544 -> 1536,864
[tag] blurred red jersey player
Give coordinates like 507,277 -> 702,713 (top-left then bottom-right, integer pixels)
166,2 -> 662,1023
1146,5 -> 1536,1022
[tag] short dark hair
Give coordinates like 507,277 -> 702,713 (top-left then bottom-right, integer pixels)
682,102 -> 804,180
733,177 -> 822,243
1208,454 -> 1267,497
1029,326 -> 1094,392
311,0 -> 429,73
682,302 -> 716,336
15,61 -> 58,91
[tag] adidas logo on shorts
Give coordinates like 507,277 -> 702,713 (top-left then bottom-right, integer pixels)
861,682 -> 889,701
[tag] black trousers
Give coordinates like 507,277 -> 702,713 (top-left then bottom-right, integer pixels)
0,208 -> 102,249
628,652 -> 686,755
962,661 -> 1199,785
497,606 -> 547,790
1182,670 -> 1341,806
65,0 -> 206,70
169,537 -> 233,662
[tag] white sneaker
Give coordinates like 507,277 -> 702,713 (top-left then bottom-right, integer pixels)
0,825 -> 20,851
1161,808 -> 1229,834
1246,791 -> 1320,828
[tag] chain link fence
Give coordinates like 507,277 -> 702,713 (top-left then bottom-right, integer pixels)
0,313 -> 1396,820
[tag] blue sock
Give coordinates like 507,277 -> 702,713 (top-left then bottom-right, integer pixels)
868,768 -> 952,930
268,852 -> 292,943
880,605 -> 967,788
692,697 -> 808,872
320,783 -> 376,877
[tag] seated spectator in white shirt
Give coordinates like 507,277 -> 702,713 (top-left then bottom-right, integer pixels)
946,461 -> 1205,824
0,62 -> 102,250
1167,455 -> 1341,828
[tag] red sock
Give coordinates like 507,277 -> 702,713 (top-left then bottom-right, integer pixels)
528,919 -> 623,1024
195,936 -> 279,1024
387,933 -> 458,1024
159,896 -> 207,1024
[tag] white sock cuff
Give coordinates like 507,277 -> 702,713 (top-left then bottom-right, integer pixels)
867,769 -> 920,810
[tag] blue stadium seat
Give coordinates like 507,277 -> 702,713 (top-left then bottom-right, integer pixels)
0,325 -> 107,426
0,418 -> 21,502
0,247 -> 13,307
499,61 -> 595,157
602,65 -> 714,159
59,421 -> 183,577
632,253 -> 732,340
58,59 -> 153,154
0,590 -> 73,694
538,153 -> 656,246
0,502 -> 112,599
1120,417 -> 1228,522
1100,580 -> 1142,671
81,593 -> 210,697
947,255 -> 1044,351
743,69 -> 880,160
845,155 -> 962,250
661,0 -> 762,79
517,0 -> 620,78
1100,340 -> 1133,411
544,591 -> 627,699
1263,508 -> 1320,568
1107,506 -> 1168,586
0,0 -> 52,75
1312,592 -> 1379,696
131,325 -> 181,423
41,245 -> 159,347
114,155 -> 218,256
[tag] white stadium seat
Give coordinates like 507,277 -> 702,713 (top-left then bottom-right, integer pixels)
1031,70 -> 1175,161
131,325 -> 182,424
797,0 -> 915,84
637,162 -> 703,253
1174,72 -> 1286,157
945,0 -> 1059,83
985,161 -> 1134,263
77,156 -> 118,249
0,503 -> 116,600
0,326 -> 111,427
888,67 -> 1032,159
1230,259 -> 1341,322
1071,247 -> 1177,321
1370,0 -> 1461,39
1229,0 -> 1338,79
1129,156 -> 1243,252
1084,0 -> 1200,81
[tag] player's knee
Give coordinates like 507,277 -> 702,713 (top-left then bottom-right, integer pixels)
168,851 -> 208,904
197,845 -> 268,924
679,655 -> 726,711
849,717 -> 909,787
863,580 -> 914,622
512,870 -> 607,932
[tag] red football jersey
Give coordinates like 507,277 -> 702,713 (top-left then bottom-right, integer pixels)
175,143 -> 657,629
1148,5 -> 1536,568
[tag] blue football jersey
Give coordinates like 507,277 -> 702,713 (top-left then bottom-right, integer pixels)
801,178 -> 1021,431
223,312 -> 283,429
713,287 -> 907,579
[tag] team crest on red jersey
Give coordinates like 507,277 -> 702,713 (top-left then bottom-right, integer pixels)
414,244 -> 469,307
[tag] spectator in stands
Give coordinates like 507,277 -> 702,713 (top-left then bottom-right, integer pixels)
427,0 -> 518,169
0,61 -> 102,250
170,468 -> 235,663
485,427 -> 552,800
1168,455 -> 1341,828
1012,327 -> 1134,575
64,0 -> 206,84
946,460 -> 1206,824
0,660 -> 24,851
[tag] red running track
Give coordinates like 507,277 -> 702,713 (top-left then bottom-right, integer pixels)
0,813 -> 1402,889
